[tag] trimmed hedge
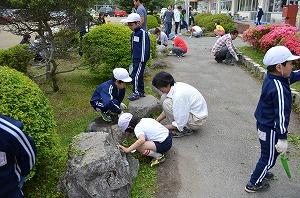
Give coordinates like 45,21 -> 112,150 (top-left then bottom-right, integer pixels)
0,44 -> 34,73
83,23 -> 156,81
195,13 -> 236,33
152,13 -> 161,25
0,67 -> 62,182
150,34 -> 157,59
82,23 -> 132,80
147,15 -> 159,30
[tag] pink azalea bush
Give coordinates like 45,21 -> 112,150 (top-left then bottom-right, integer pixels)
242,25 -> 271,48
259,25 -> 297,51
243,24 -> 300,69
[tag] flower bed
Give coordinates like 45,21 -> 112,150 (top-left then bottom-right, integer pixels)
242,24 -> 300,69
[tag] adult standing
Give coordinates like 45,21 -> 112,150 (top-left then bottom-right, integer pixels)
133,0 -> 147,30
256,6 -> 264,25
173,6 -> 181,35
162,5 -> 174,38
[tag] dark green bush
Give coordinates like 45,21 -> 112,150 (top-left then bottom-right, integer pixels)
82,23 -> 132,80
83,23 -> 156,81
147,15 -> 159,30
195,13 -> 236,33
0,66 -> 63,183
194,13 -> 212,28
152,13 -> 161,24
150,34 -> 157,59
0,44 -> 34,73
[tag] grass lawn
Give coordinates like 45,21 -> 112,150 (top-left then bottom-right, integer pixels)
238,46 -> 300,91
24,59 -> 163,197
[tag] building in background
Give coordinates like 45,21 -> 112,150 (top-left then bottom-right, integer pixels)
193,0 -> 300,26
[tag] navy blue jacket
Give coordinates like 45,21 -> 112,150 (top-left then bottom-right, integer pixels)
0,115 -> 37,198
90,80 -> 125,114
131,27 -> 150,63
257,9 -> 264,19
255,71 -> 300,139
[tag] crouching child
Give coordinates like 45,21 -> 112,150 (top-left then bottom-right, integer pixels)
90,68 -> 132,122
118,113 -> 172,167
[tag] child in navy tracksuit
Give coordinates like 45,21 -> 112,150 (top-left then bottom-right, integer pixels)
122,13 -> 150,101
90,68 -> 132,122
245,46 -> 300,193
0,114 -> 37,198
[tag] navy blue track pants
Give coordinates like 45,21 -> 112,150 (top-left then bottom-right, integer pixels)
131,61 -> 145,95
250,127 -> 279,185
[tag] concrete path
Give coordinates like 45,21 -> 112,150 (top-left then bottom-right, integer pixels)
155,36 -> 300,198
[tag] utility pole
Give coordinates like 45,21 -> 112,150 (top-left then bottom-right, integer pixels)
185,0 -> 190,29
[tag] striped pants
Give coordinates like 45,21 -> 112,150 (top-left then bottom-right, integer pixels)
131,61 -> 145,95
250,127 -> 279,185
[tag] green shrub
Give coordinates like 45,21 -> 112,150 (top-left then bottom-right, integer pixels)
150,34 -> 157,59
195,13 -> 236,33
147,15 -> 159,30
0,44 -> 34,73
152,13 -> 161,25
82,23 -> 132,80
194,13 -> 212,28
0,67 -> 63,183
83,23 -> 156,81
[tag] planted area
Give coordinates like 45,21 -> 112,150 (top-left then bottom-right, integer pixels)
0,66 -> 64,197
242,24 -> 300,69
0,44 -> 34,73
147,15 -> 159,30
194,13 -> 236,33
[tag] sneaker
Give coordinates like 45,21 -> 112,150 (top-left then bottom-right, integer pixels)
100,111 -> 112,122
215,57 -> 223,63
139,93 -> 146,97
172,127 -> 194,138
264,172 -> 274,181
128,94 -> 140,101
150,154 -> 166,167
224,60 -> 234,65
244,182 -> 270,193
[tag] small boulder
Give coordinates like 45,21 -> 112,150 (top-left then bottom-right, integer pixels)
152,60 -> 167,68
128,94 -> 161,118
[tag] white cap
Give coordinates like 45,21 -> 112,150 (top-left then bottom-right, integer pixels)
118,113 -> 133,132
258,5 -> 262,8
263,46 -> 300,66
113,68 -> 132,82
120,13 -> 141,23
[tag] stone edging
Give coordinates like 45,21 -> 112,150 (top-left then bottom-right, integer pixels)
238,54 -> 300,108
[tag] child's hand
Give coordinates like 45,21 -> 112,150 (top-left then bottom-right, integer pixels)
118,145 -> 130,153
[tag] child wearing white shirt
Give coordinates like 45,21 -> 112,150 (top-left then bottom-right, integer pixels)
118,113 -> 172,167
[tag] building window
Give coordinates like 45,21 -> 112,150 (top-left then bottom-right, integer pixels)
268,0 -> 283,12
237,0 -> 258,11
220,0 -> 232,11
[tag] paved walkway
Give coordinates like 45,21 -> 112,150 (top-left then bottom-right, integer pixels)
155,36 -> 300,198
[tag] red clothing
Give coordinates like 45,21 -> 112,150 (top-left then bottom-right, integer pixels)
173,36 -> 188,53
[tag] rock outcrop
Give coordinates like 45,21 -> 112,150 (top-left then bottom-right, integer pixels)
60,129 -> 139,198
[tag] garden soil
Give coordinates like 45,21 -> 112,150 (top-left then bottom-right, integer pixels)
155,36 -> 300,198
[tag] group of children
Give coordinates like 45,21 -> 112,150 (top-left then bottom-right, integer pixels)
90,12 -> 300,194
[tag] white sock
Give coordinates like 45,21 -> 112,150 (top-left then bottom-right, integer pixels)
143,150 -> 162,158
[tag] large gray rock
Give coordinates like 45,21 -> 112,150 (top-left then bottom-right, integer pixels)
60,132 -> 139,198
128,94 -> 161,118
86,117 -> 124,143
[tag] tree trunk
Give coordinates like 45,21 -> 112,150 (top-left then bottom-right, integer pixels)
50,60 -> 59,92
